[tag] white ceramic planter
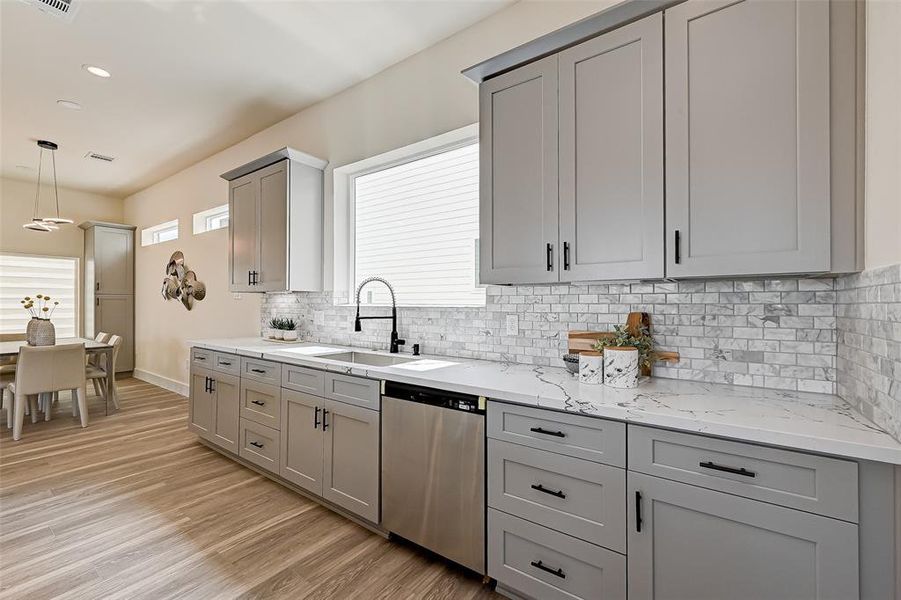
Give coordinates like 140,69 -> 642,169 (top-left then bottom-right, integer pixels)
283,330 -> 298,341
604,346 -> 639,388
271,329 -> 283,340
579,351 -> 604,385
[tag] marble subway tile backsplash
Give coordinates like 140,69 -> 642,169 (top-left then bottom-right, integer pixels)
262,276 -> 838,394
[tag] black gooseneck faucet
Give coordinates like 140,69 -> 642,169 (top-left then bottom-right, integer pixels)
354,276 -> 405,353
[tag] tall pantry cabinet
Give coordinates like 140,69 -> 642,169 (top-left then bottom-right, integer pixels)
81,222 -> 135,372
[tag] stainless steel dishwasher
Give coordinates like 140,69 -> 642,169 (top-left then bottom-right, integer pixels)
381,381 -> 485,574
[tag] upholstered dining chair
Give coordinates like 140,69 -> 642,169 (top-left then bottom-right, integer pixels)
85,334 -> 121,410
5,343 -> 87,440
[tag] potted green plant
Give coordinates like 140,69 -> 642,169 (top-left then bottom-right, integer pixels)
282,318 -> 298,341
592,324 -> 655,371
268,317 -> 283,340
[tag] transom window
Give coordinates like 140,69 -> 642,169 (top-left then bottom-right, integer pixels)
193,204 -> 229,234
141,219 -> 179,246
0,254 -> 78,338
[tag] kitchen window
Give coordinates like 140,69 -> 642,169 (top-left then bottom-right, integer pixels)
341,125 -> 484,307
193,204 -> 229,234
141,219 -> 179,246
0,253 -> 78,338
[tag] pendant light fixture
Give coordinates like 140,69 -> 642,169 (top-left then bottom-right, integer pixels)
23,140 -> 72,232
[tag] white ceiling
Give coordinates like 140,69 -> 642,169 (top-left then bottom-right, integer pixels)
1,0 -> 512,198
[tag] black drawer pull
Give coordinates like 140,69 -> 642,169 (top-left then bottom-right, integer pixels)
635,490 -> 643,532
249,441 -> 264,449
195,356 -> 206,361
530,426 -> 565,438
531,560 -> 565,579
251,400 -> 265,406
250,368 -> 266,374
699,461 -> 756,478
220,361 -> 231,366
531,484 -> 566,499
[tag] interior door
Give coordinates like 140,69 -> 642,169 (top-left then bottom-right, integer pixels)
189,367 -> 213,440
321,399 -> 380,523
279,389 -> 324,496
95,294 -> 134,372
665,0 -> 831,277
229,173 -> 257,292
255,160 -> 288,292
559,13 -> 664,280
210,373 -> 240,454
94,227 -> 133,295
627,472 -> 859,600
479,55 -> 559,284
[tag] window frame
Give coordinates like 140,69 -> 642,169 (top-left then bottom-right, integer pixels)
334,123 -> 482,307
0,252 -> 80,338
193,204 -> 229,235
141,219 -> 179,247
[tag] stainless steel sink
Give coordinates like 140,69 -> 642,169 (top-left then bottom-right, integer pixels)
323,351 -> 418,367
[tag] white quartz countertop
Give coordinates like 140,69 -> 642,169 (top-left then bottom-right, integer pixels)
190,337 -> 901,465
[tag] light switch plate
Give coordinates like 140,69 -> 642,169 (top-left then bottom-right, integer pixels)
314,311 -> 324,326
505,314 -> 519,336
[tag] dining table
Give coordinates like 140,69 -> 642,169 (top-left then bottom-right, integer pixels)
0,337 -> 117,415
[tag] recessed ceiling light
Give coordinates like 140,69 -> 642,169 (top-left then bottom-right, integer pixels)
57,99 -> 82,110
82,64 -> 111,78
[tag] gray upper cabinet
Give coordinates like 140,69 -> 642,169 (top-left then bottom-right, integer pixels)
479,55 -> 559,284
628,472 -> 859,600
93,226 -> 134,295
222,148 -> 327,293
559,13 -> 664,280
665,0 -> 831,277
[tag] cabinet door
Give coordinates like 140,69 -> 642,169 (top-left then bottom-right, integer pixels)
210,373 -> 240,454
94,227 -> 133,295
559,13 -> 663,280
228,173 -> 257,292
255,160 -> 288,292
189,367 -> 213,439
321,399 -> 379,523
480,55 -> 559,284
280,390 -> 324,496
95,295 -> 134,372
665,0 -> 830,277
628,472 -> 859,600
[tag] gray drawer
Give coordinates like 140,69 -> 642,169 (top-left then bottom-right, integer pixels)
240,357 -> 282,386
324,373 -> 380,411
488,401 -> 625,467
212,352 -> 240,376
240,379 -> 281,430
628,425 -> 859,522
239,418 -> 279,474
191,347 -> 213,367
488,509 -> 626,600
282,364 -> 325,396
488,439 -> 626,553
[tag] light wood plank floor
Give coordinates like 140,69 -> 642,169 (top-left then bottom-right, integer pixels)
0,378 -> 499,599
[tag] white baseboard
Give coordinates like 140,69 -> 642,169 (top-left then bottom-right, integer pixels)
133,369 -> 189,397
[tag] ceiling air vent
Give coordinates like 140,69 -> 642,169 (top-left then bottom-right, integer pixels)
85,151 -> 115,163
21,0 -> 80,22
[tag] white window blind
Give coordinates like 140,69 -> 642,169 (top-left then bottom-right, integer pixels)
353,142 -> 484,306
0,254 -> 78,338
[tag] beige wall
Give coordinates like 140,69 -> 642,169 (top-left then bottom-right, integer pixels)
0,176 -> 124,332
124,1 -> 616,386
865,0 -> 901,269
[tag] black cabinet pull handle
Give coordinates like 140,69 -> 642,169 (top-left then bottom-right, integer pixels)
249,441 -> 264,449
322,409 -> 329,431
674,230 -> 682,264
530,560 -> 565,579
699,461 -> 756,478
251,271 -> 258,285
203,376 -> 209,393
196,356 -> 206,361
530,426 -> 565,438
248,270 -> 252,286
531,484 -> 566,499
563,242 -> 570,270
314,406 -> 321,429
635,490 -> 643,532
251,400 -> 265,406
209,379 -> 215,393
96,282 -> 100,291
220,361 -> 231,366
546,243 -> 553,271
251,368 -> 266,374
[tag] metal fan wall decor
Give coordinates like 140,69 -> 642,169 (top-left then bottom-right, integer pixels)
161,251 -> 206,310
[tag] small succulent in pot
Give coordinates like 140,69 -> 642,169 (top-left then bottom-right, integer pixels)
281,318 -> 298,341
593,324 -> 655,371
268,317 -> 284,340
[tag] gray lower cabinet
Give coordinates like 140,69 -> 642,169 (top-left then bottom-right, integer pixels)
280,389 -> 324,495
321,398 -> 380,524
627,472 -> 859,600
189,366 -> 213,439
188,365 -> 239,454
94,294 -> 135,372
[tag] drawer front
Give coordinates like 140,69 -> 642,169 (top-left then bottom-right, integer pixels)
239,418 -> 280,474
628,425 -> 859,522
240,379 -> 282,430
213,352 -> 240,376
324,373 -> 380,411
191,347 -> 213,367
489,439 -> 626,552
487,401 -> 625,467
240,357 -> 282,385
282,364 -> 325,396
488,509 -> 626,600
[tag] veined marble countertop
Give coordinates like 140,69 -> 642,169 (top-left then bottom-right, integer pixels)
190,337 -> 901,465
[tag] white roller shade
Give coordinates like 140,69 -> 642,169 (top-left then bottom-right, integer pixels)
0,254 -> 78,337
354,142 -> 484,306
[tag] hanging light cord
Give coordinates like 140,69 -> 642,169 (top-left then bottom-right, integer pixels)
33,146 -> 44,222
52,147 -> 60,220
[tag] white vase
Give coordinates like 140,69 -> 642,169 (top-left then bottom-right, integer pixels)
578,351 -> 603,385
604,347 -> 639,388
283,330 -> 298,341
271,329 -> 283,340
